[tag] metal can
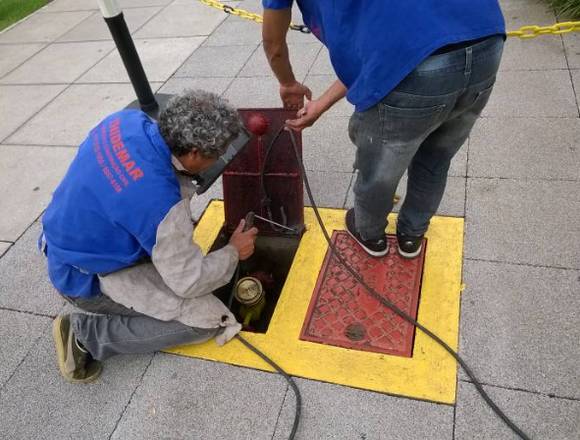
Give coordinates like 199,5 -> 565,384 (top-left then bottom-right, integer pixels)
234,277 -> 264,307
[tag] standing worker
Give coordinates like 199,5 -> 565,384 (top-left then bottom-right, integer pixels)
42,90 -> 258,383
262,1 -> 505,258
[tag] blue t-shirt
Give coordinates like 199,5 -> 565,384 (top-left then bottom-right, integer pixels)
42,110 -> 181,298
263,0 -> 505,111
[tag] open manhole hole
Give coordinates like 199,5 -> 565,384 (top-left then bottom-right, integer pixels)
210,227 -> 301,333
300,231 -> 426,357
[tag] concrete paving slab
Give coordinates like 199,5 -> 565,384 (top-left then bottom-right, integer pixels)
0,310 -> 50,387
0,11 -> 93,44
121,0 -> 173,7
239,43 -> 321,80
460,260 -> 580,399
6,83 -> 161,146
564,33 -> 580,69
309,47 -> 334,75
0,146 -> 76,241
0,43 -> 46,79
110,353 -> 287,440
302,116 -> 354,173
500,36 -> 567,71
223,75 -> 283,108
455,381 -> 580,440
345,173 -> 467,218
78,37 -> 204,83
158,77 -> 233,97
303,75 -> 353,118
0,84 -> 66,142
0,241 -> 11,257
202,16 -> 262,47
41,0 -> 98,12
469,117 -> 580,180
0,222 -> 65,316
572,69 -> 580,113
57,7 -> 162,42
302,170 -> 353,208
482,70 -> 578,117
465,178 -> 580,269
273,379 -> 454,440
134,2 -> 227,38
0,331 -> 153,440
43,0 -> 172,10
174,44 -> 257,78
0,41 -> 114,85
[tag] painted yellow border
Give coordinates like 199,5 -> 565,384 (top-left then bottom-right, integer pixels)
168,201 -> 463,404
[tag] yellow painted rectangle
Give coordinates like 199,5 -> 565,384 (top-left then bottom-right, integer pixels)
168,201 -> 463,404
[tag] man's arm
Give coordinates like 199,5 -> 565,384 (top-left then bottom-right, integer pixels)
262,8 -> 312,110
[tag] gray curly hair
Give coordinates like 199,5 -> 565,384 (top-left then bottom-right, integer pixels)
158,89 -> 242,158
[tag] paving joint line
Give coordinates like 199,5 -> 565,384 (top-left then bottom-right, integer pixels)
479,115 -> 580,119
1,209 -> 44,250
1,143 -> 78,148
0,306 -> 56,319
108,352 -> 156,440
466,175 -> 580,183
458,378 -> 580,402
221,40 -> 263,96
0,43 -> 48,80
270,381 -> 290,440
561,34 -> 580,118
341,171 -> 356,209
0,319 -> 50,392
464,256 -> 579,272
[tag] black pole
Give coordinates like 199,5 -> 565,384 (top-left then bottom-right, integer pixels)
104,13 -> 158,113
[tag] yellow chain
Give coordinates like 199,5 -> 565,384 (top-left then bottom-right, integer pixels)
200,0 -> 580,39
199,0 -> 309,33
507,21 -> 580,39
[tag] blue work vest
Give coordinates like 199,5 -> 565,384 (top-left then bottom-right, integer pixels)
42,110 -> 181,298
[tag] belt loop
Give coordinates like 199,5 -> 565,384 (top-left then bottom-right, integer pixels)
464,46 -> 473,79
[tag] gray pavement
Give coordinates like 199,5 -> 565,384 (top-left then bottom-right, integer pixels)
1,0 -> 579,439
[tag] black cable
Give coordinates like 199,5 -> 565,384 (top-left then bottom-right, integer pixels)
284,129 -> 531,440
235,334 -> 302,440
260,126 -> 294,233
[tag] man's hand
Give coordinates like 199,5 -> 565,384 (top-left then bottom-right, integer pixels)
285,99 -> 325,132
280,81 -> 312,111
229,219 -> 258,261
285,79 -> 348,131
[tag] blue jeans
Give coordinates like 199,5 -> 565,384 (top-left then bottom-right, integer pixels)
349,35 -> 504,239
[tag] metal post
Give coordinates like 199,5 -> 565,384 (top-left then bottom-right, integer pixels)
96,0 -> 158,113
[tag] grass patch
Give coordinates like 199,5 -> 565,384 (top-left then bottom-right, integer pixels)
547,0 -> 580,19
0,0 -> 49,32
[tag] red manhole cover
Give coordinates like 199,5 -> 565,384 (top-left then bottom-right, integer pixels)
299,231 -> 426,357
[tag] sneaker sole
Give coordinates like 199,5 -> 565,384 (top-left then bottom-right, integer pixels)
52,315 -> 102,384
346,228 -> 389,258
397,245 -> 422,259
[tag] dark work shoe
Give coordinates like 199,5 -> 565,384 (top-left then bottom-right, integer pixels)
345,208 -> 388,257
52,315 -> 102,383
396,232 -> 424,259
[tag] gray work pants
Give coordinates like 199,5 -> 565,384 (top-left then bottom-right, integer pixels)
64,293 -> 216,361
350,35 -> 504,239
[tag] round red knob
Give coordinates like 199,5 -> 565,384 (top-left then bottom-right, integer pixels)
246,113 -> 269,136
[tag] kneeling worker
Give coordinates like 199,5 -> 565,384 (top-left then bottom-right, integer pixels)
41,90 -> 258,383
